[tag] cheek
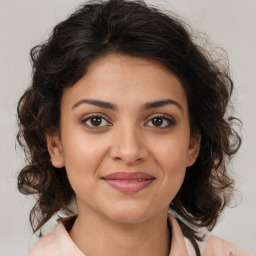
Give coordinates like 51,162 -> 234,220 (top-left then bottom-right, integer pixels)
60,133 -> 107,189
152,137 -> 189,198
154,134 -> 189,172
160,149 -> 187,187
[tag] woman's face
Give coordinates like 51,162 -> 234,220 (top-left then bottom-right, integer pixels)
47,53 -> 200,223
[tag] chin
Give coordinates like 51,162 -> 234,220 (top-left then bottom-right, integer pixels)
103,204 -> 153,224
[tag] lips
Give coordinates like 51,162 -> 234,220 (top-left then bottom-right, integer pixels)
102,172 -> 155,193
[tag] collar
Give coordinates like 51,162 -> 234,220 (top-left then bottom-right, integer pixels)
167,214 -> 189,255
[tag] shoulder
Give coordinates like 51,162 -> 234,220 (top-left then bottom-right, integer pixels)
168,212 -> 253,256
28,216 -> 84,256
203,235 -> 253,256
28,224 -> 61,256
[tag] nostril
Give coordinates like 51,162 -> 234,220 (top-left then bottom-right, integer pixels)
109,135 -> 148,164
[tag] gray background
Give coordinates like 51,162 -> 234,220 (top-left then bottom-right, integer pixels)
0,0 -> 255,255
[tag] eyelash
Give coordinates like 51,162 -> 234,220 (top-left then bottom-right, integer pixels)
81,114 -> 111,130
147,114 -> 176,128
81,114 -> 175,130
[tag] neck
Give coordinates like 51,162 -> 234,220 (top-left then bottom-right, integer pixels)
69,208 -> 170,256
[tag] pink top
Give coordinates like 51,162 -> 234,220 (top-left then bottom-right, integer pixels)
28,214 -> 252,256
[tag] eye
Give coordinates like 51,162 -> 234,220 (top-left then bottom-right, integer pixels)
146,115 -> 175,128
81,115 -> 111,129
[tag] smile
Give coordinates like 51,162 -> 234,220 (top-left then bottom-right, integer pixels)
102,172 -> 155,193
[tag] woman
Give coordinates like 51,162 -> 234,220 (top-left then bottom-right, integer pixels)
17,0 -> 251,255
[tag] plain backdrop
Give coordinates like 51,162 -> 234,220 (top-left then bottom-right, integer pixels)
0,0 -> 255,255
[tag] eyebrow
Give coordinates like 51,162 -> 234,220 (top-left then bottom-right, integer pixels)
72,98 -> 183,112
72,99 -> 118,110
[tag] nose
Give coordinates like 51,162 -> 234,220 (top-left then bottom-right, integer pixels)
110,123 -> 148,166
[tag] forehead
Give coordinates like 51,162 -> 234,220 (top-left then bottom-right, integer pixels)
61,53 -> 188,113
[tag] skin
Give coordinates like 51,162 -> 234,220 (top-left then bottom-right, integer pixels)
47,53 -> 200,256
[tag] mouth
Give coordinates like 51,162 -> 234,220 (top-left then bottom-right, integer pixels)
102,172 -> 155,193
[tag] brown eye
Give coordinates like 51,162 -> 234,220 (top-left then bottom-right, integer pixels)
152,117 -> 164,127
147,115 -> 175,128
82,115 -> 110,129
91,116 -> 102,126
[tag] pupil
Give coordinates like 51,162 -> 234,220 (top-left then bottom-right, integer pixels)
91,117 -> 102,126
153,117 -> 163,126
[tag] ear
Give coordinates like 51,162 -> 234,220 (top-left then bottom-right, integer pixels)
46,133 -> 65,168
186,133 -> 201,167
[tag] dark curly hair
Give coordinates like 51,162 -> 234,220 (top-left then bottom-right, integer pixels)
17,0 -> 241,254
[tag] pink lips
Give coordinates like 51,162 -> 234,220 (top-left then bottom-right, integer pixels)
102,172 -> 155,193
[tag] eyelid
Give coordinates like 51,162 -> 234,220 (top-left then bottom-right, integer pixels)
145,113 -> 176,128
81,113 -> 112,129
80,112 -> 176,130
